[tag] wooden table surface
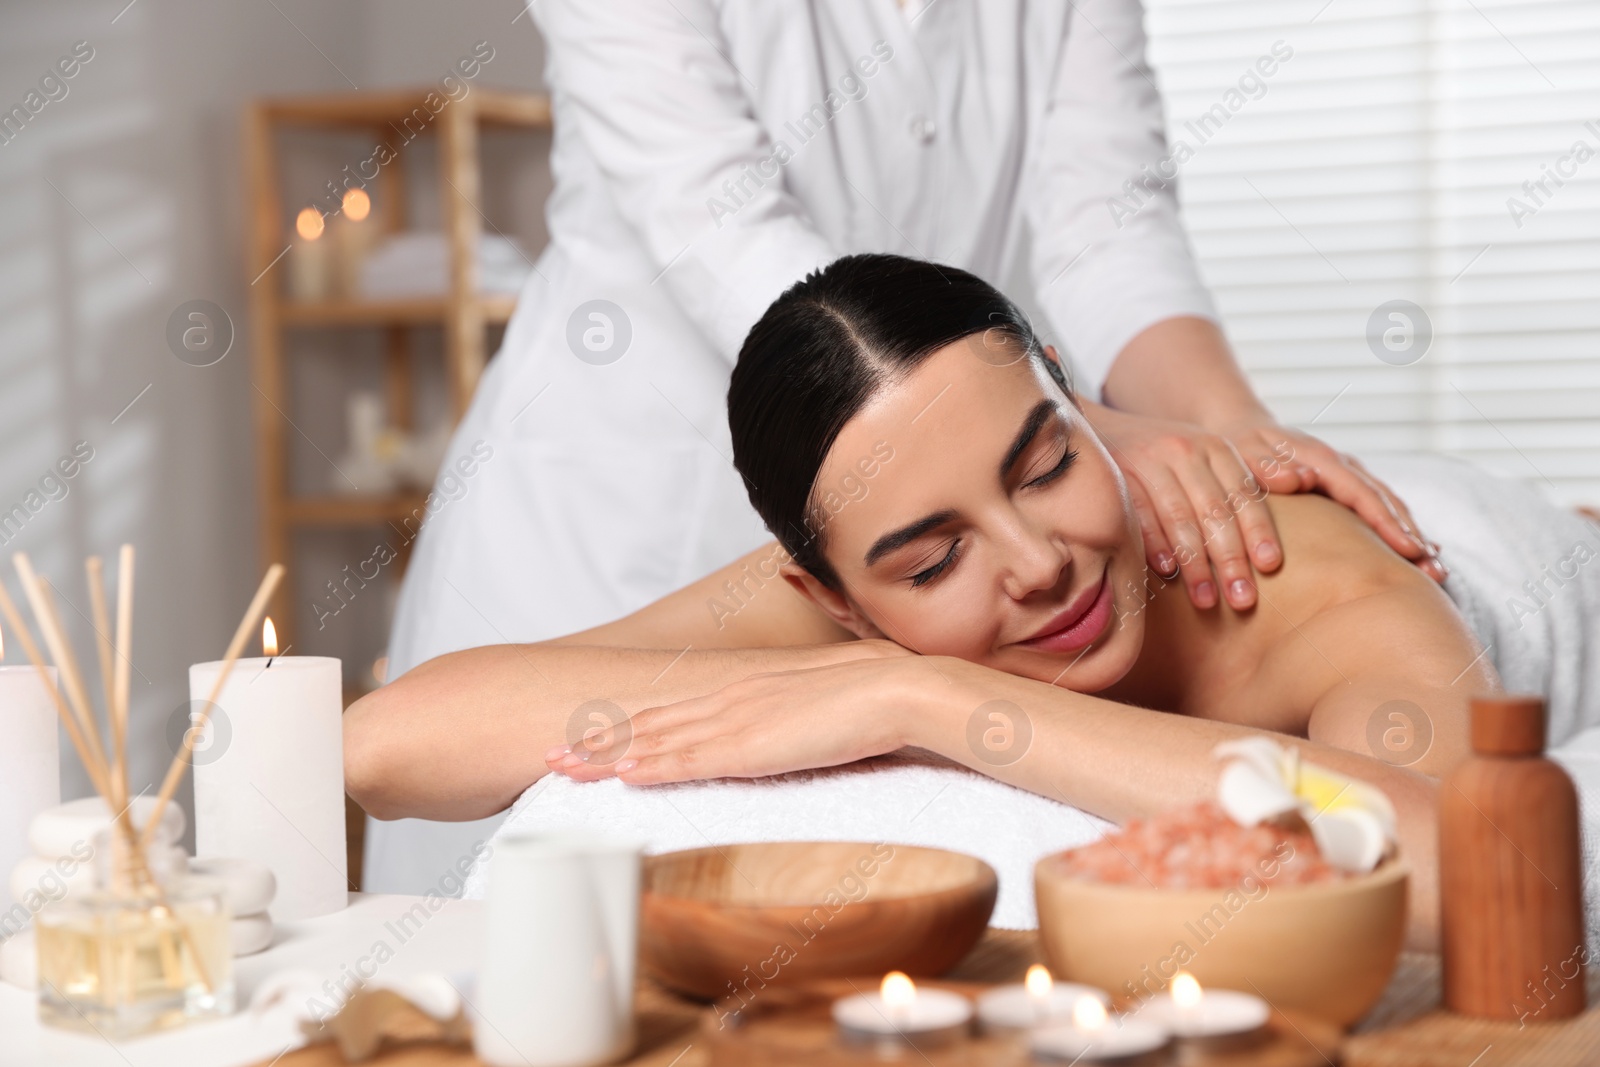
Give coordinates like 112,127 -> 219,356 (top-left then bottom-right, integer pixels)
269,930 -> 1600,1066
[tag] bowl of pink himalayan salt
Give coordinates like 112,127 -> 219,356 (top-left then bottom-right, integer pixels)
1034,802 -> 1407,1028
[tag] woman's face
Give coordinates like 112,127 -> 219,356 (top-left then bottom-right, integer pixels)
804,335 -> 1147,691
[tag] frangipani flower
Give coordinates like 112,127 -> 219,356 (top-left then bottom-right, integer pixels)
1213,738 -> 1397,872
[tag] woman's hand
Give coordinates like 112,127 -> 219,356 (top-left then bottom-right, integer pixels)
543,649 -> 924,786
1081,402 -> 1445,612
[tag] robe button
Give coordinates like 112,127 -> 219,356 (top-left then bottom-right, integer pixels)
909,114 -> 937,144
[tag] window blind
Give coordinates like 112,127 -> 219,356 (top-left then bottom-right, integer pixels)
1142,0 -> 1600,506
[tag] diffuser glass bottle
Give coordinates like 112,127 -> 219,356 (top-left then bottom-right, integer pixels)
35,825 -> 233,1037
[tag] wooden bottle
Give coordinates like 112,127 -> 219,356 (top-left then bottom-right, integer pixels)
1439,695 -> 1586,1021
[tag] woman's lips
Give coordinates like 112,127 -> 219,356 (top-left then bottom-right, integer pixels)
1017,573 -> 1114,655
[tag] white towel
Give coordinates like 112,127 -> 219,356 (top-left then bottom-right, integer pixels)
466,455 -> 1600,931
1360,454 -> 1600,749
463,749 -> 1110,928
359,232 -> 532,298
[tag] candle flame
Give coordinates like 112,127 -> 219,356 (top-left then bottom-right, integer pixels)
1171,971 -> 1202,1009
342,187 -> 371,221
296,207 -> 325,241
1072,995 -> 1107,1032
1025,964 -> 1054,999
880,971 -> 916,1008
262,617 -> 278,657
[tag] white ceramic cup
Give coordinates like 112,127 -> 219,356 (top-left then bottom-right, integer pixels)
472,830 -> 643,1067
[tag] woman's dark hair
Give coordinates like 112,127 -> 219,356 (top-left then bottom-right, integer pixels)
728,253 -> 1071,590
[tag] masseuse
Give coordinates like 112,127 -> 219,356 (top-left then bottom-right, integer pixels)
367,0 -> 1440,892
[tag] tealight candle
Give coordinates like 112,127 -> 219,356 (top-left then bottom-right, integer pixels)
1142,972 -> 1270,1041
1030,996 -> 1170,1063
833,972 -> 973,1047
976,964 -> 1111,1034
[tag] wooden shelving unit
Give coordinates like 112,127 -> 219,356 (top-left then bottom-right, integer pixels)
242,87 -> 550,649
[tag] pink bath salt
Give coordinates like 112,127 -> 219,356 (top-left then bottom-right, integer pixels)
1051,801 -> 1346,888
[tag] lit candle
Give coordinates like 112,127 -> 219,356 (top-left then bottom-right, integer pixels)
0,623 -> 59,910
288,207 -> 331,302
833,972 -> 973,1047
332,187 -> 376,299
1142,972 -> 1269,1041
1030,996 -> 1171,1063
190,617 -> 346,920
976,964 -> 1110,1034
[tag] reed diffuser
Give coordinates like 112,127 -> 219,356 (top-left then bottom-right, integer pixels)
0,548 -> 282,1038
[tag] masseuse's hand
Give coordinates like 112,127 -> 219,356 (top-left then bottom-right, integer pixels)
1082,401 -> 1444,612
543,649 -> 923,786
1223,419 -> 1444,583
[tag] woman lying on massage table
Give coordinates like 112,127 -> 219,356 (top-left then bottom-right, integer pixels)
346,254 -> 1507,948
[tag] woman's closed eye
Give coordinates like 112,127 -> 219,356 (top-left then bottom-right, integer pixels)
910,539 -> 962,587
1024,440 -> 1077,489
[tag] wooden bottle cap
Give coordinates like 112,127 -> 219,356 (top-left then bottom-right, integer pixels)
1470,695 -> 1546,756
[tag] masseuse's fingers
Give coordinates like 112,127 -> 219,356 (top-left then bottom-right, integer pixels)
1324,454 -> 1448,583
1293,438 -> 1445,580
1136,461 -> 1218,609
1231,430 -> 1315,495
1124,475 -> 1179,580
1176,449 -> 1259,611
1204,439 -> 1283,575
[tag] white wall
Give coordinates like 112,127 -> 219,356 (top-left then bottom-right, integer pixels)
0,0 -> 547,821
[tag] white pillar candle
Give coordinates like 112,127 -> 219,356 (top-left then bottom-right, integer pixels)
0,663 -> 59,910
332,188 -> 376,299
189,652 -> 346,921
288,207 -> 331,303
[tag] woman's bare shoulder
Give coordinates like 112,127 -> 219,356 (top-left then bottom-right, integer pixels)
1259,492 -> 1489,689
1263,493 -> 1425,598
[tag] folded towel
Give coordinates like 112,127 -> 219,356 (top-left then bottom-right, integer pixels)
359,232 -> 532,298
463,748 -> 1110,928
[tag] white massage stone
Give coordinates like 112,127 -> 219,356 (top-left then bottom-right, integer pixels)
28,797 -> 184,858
230,913 -> 274,957
9,854 -> 96,907
190,856 -> 277,917
9,843 -> 187,910
0,929 -> 36,990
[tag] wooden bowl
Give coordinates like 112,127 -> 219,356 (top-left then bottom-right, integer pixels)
641,841 -> 997,1000
1034,855 -> 1408,1027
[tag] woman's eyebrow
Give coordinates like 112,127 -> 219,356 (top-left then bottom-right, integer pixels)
999,399 -> 1057,479
864,509 -> 959,567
